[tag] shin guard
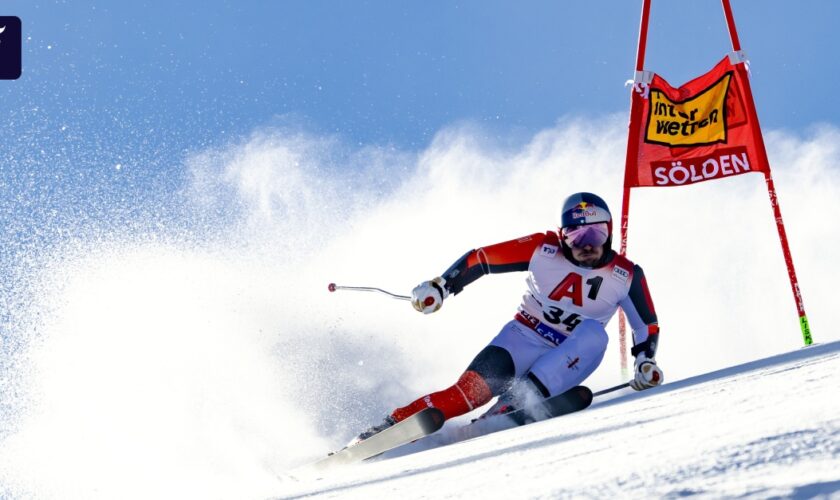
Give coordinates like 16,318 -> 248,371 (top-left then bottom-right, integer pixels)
391,370 -> 493,422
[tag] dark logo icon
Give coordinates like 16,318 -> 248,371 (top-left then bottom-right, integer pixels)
0,16 -> 22,80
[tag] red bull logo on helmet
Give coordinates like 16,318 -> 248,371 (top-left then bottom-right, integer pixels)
560,193 -> 612,229
571,202 -> 600,221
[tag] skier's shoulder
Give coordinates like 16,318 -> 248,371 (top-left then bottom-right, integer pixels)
530,230 -> 560,257
488,230 -> 555,253
602,251 -> 642,281
512,231 -> 556,246
608,251 -> 636,269
472,231 -> 554,269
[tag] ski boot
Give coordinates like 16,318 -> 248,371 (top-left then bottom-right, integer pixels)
473,396 -> 516,422
347,414 -> 397,447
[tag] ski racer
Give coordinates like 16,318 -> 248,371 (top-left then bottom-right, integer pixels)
352,192 -> 663,443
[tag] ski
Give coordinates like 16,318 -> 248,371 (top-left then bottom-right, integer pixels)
310,407 -> 445,471
304,387 -> 590,473
502,385 -> 593,425
455,386 -> 593,442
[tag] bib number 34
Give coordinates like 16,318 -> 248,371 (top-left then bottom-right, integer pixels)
542,306 -> 582,332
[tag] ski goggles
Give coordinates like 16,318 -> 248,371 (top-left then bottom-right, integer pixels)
561,222 -> 610,249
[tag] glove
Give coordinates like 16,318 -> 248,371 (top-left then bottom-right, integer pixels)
411,277 -> 448,314
629,354 -> 663,391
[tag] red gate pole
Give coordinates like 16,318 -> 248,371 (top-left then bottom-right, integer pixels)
619,0 -> 654,375
721,0 -> 813,345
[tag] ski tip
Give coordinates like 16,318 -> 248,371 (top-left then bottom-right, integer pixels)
575,385 -> 594,406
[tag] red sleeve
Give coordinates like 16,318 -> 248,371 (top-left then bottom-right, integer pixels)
616,259 -> 659,358
442,232 -> 548,295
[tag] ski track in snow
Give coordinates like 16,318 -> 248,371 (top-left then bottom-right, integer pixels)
278,341 -> 840,499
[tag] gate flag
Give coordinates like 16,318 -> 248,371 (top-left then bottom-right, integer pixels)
624,54 -> 771,189
617,0 -> 813,375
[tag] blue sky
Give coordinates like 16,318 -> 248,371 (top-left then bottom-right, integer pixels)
4,1 -> 839,150
2,0 -> 839,251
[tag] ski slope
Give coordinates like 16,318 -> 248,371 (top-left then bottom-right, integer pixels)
279,340 -> 840,499
3,119 -> 840,499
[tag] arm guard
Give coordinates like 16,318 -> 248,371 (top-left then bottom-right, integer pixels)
441,233 -> 546,295
619,264 -> 660,359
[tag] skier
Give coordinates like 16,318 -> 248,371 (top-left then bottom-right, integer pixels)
352,192 -> 662,443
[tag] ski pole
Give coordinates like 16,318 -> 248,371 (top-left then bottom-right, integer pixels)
327,282 -> 417,302
593,382 -> 630,397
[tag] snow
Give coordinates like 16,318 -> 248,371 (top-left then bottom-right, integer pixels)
278,341 -> 840,499
3,120 -> 840,499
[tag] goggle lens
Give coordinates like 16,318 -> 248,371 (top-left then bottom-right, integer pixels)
562,222 -> 609,249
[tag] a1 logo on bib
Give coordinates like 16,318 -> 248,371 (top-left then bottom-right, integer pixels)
612,265 -> 630,283
540,244 -> 558,257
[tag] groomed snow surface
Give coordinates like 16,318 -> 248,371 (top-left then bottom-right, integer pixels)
280,341 -> 840,499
